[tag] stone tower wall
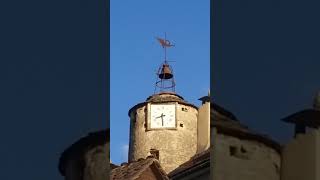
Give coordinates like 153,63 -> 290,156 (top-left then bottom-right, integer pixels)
129,103 -> 198,173
197,101 -> 210,153
58,130 -> 109,180
281,129 -> 320,180
213,130 -> 281,180
63,143 -> 109,180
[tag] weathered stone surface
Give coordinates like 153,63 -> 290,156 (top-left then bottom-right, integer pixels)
213,131 -> 281,180
146,93 -> 186,103
83,144 -> 109,180
129,93 -> 198,174
58,129 -> 109,180
281,128 -> 320,180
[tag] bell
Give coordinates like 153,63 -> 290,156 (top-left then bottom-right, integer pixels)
159,64 -> 173,79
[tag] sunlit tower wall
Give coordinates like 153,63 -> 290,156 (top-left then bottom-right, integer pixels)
128,93 -> 198,174
281,93 -> 320,180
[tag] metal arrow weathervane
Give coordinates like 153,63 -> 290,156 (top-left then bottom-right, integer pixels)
156,33 -> 174,63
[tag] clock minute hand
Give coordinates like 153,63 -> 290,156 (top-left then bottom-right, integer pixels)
160,113 -> 165,126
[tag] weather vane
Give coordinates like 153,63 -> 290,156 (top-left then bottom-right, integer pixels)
156,33 -> 175,63
154,33 -> 176,94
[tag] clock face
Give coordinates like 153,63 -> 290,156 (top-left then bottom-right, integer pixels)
150,104 -> 176,129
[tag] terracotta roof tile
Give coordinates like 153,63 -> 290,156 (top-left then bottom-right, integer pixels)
128,93 -> 198,116
111,157 -> 169,180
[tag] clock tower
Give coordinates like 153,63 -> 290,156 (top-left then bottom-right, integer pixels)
127,36 -> 199,173
128,93 -> 198,173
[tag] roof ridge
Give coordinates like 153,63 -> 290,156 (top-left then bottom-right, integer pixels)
111,157 -> 165,180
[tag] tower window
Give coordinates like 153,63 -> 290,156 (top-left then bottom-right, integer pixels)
240,146 -> 247,153
229,145 -> 250,159
150,149 -> 159,160
181,107 -> 188,112
229,146 -> 237,156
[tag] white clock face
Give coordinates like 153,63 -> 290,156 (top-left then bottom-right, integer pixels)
150,104 -> 176,128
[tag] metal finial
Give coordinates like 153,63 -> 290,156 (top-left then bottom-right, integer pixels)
154,34 -> 176,94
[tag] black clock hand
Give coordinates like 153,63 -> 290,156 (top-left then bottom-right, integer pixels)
155,113 -> 166,119
154,113 -> 166,126
161,115 -> 164,126
160,113 -> 166,126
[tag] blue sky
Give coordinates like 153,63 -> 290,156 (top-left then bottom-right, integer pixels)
110,0 -> 210,164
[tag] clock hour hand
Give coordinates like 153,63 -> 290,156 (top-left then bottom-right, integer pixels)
155,113 -> 166,119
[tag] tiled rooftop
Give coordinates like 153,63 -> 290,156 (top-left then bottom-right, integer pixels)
111,157 -> 169,180
169,148 -> 210,178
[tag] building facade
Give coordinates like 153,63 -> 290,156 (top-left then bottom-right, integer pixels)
58,95 -> 320,180
211,102 -> 281,180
